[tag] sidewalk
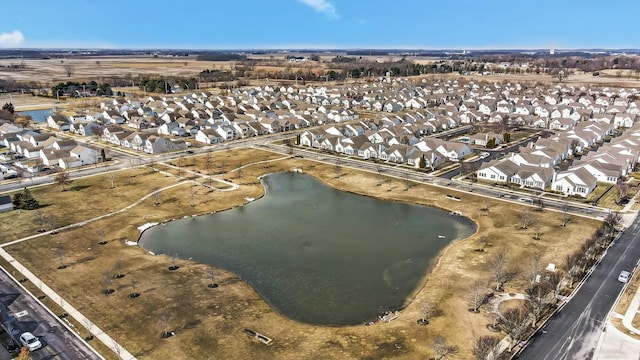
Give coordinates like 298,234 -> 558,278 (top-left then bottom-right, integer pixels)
0,249 -> 134,360
621,285 -> 640,336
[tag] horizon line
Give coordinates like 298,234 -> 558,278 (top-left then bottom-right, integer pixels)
1,47 -> 639,52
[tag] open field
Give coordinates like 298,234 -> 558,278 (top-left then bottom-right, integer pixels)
0,167 -> 179,243
0,147 -> 601,359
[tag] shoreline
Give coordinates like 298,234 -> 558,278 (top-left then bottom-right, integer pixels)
135,169 -> 479,328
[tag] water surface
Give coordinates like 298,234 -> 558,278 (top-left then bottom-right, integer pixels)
139,172 -> 475,325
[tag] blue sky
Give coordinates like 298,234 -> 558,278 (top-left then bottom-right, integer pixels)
0,0 -> 638,49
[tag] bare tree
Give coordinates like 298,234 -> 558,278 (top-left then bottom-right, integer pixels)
501,307 -> 529,351
520,210 -> 532,229
236,161 -> 243,183
473,335 -> 501,360
189,182 -> 196,207
547,270 -> 564,301
103,271 -> 114,294
560,207 -> 571,227
204,152 -> 213,186
403,172 -> 411,191
476,235 -> 489,252
98,227 -> 107,245
129,278 -> 140,298
604,211 -> 622,239
564,252 -> 581,288
63,64 -> 74,78
468,280 -> 488,313
523,250 -> 544,286
113,260 -> 125,279
334,160 -> 343,178
54,169 -> 72,191
152,187 -> 162,206
158,308 -> 174,338
376,166 -> 383,186
219,159 -> 226,178
480,199 -> 491,212
176,156 -> 184,178
534,223 -> 542,240
169,253 -> 180,270
418,300 -> 437,325
108,173 -> 115,189
488,248 -> 514,291
127,158 -> 136,178
57,244 -> 66,269
616,179 -> 630,205
551,68 -> 567,82
525,282 -> 552,327
208,265 -> 218,288
433,336 -> 459,360
47,213 -> 58,234
34,209 -> 46,232
82,317 -> 94,341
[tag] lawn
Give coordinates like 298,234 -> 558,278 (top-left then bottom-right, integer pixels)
0,167 -> 178,243
1,148 -> 601,359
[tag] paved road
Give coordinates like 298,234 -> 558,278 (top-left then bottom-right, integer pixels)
0,268 -> 99,359
516,216 -> 640,360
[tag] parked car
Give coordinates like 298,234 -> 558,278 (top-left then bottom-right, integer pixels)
19,332 -> 42,351
618,271 -> 631,283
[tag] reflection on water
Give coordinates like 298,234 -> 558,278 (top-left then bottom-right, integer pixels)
139,172 -> 475,325
18,109 -> 54,123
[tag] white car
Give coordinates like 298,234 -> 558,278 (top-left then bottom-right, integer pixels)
618,270 -> 631,283
19,332 -> 42,351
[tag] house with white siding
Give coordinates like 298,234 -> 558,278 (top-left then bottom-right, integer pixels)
551,168 -> 598,198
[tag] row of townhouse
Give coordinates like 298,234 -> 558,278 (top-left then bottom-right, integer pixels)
0,123 -> 98,172
100,126 -> 188,154
477,122 -> 639,197
47,77 -> 640,157
300,121 -> 472,168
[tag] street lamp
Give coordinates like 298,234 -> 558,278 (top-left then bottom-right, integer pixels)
56,89 -> 62,102
142,85 -> 147,97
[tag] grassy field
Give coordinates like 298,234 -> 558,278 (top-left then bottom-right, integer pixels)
0,167 -> 179,243
1,147 -> 601,359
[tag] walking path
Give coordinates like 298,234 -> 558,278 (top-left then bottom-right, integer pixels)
0,157 -> 256,358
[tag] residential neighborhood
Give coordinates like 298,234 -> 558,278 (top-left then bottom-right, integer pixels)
3,76 -> 640,201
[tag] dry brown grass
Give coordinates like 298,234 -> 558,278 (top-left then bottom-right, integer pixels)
0,167 -> 177,243
2,148 -> 601,359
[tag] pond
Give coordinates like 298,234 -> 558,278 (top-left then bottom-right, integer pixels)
138,172 -> 476,326
17,109 -> 55,123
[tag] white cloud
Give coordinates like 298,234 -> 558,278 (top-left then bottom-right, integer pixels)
298,0 -> 338,18
0,30 -> 24,47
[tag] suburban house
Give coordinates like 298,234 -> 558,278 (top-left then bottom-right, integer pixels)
510,165 -> 555,190
477,159 -> 520,184
551,168 -> 598,198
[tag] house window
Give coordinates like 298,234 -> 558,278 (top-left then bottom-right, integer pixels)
555,185 -> 563,191
499,176 -> 504,180
490,174 -> 496,179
